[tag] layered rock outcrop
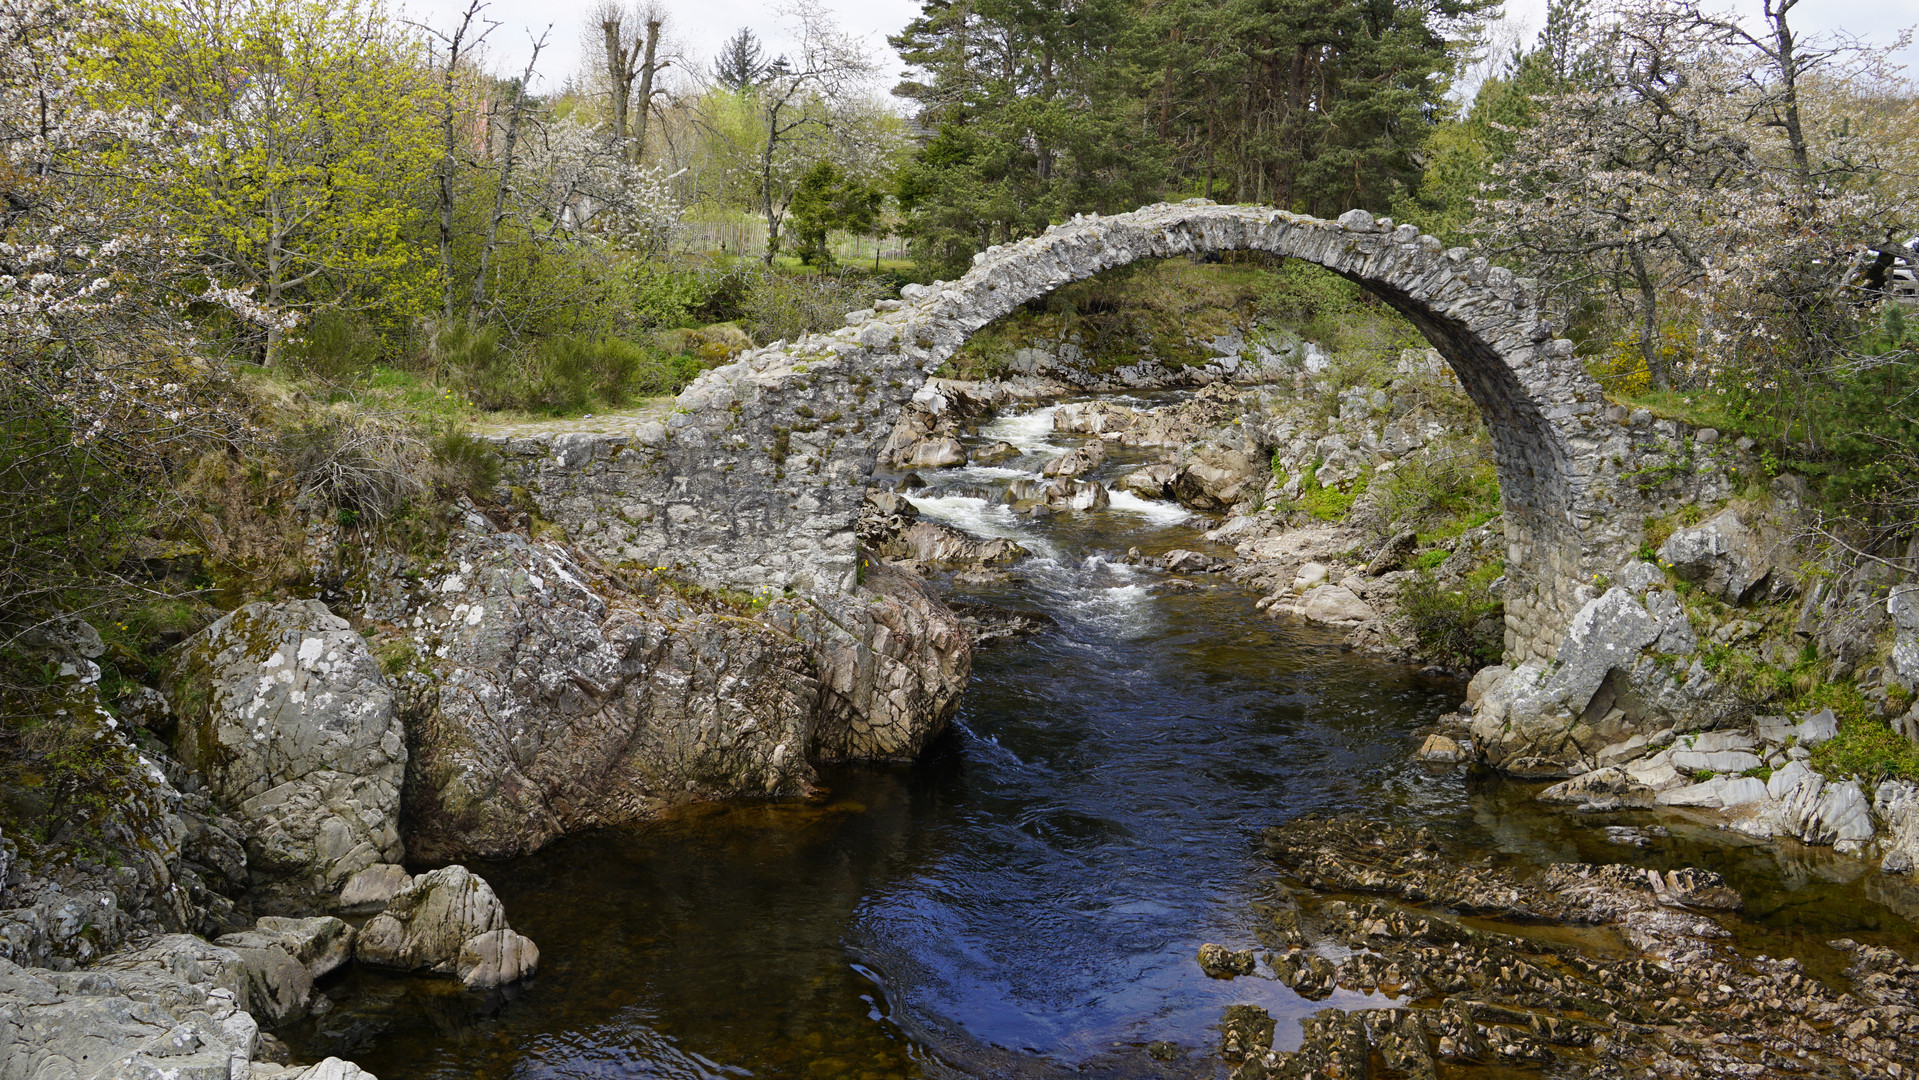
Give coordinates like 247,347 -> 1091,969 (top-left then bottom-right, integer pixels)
1469,568 -> 1738,777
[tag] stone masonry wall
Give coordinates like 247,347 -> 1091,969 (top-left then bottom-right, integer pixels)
495,200 -> 1682,663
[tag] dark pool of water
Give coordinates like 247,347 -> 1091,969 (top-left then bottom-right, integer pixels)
292,397 -> 1919,1079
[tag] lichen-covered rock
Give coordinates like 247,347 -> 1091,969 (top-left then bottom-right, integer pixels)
353,509 -> 968,862
164,600 -> 405,913
388,527 -> 820,861
1890,584 -> 1919,691
0,949 -> 259,1080
1657,509 -> 1770,602
0,661 -> 248,967
354,865 -> 537,989
1470,585 -> 1737,777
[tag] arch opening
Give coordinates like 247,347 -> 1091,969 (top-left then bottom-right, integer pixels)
638,203 -> 1622,663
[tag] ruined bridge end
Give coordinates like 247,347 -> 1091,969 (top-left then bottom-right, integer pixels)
494,201 -> 1662,665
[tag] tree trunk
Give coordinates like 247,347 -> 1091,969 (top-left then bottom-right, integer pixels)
761,98 -> 781,266
1629,250 -> 1671,390
603,16 -> 636,160
632,18 -> 663,164
472,38 -> 543,318
437,48 -> 460,324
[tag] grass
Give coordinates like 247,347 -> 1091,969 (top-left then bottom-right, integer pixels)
1804,680 -> 1919,783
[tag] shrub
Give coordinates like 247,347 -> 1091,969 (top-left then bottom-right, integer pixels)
438,325 -> 698,415
627,262 -> 708,329
429,429 -> 501,496
1375,449 -> 1498,533
741,270 -> 893,344
287,309 -> 385,379
1397,565 -> 1504,668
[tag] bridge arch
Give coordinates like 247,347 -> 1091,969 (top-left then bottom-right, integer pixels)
590,202 -> 1633,662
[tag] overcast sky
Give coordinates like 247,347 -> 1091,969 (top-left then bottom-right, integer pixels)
395,0 -> 1916,98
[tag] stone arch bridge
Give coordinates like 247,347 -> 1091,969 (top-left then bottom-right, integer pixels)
499,201 -> 1656,663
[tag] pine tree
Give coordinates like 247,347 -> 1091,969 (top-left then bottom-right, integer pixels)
714,27 -> 765,90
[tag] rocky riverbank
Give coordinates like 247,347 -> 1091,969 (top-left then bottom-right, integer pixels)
0,485 -> 970,1075
864,352 -> 1919,891
1194,815 -> 1918,1079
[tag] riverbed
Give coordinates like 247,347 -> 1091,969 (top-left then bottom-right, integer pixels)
293,396 -> 1919,1079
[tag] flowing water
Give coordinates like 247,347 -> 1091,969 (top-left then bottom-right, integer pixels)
293,395 -> 1919,1079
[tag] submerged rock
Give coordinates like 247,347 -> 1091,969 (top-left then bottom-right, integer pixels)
1225,815 -> 1912,1080
1196,943 -> 1255,978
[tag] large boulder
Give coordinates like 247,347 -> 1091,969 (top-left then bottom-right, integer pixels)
897,436 -> 967,469
388,528 -> 820,861
164,600 -> 405,913
1172,461 -> 1248,512
1053,400 -> 1138,435
1040,441 -> 1106,477
1008,476 -> 1111,512
1117,463 -> 1178,499
354,865 -> 537,989
1657,510 -> 1771,603
370,521 -> 970,862
1471,579 -> 1738,777
875,520 -> 1028,570
1290,584 -> 1378,626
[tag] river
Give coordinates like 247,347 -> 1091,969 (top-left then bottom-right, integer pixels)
293,395 -> 1919,1079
